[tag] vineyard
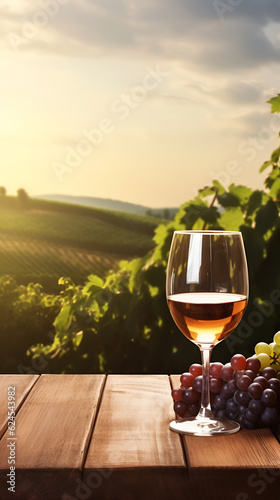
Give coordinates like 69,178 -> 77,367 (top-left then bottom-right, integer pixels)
0,198 -> 163,291
0,237 -> 121,291
1,95 -> 280,376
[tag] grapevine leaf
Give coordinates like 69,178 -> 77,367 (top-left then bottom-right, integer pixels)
271,147 -> 280,164
267,94 -> 280,113
212,180 -> 226,195
218,192 -> 240,208
127,256 -> 147,292
259,160 -> 273,173
197,186 -> 216,198
228,184 -> 252,204
152,223 -> 178,263
83,275 -> 104,296
246,190 -> 263,218
240,225 -> 264,276
176,201 -> 207,228
54,304 -> 73,335
200,206 -> 220,224
268,176 -> 280,200
73,331 -> 83,347
218,207 -> 244,230
255,199 -> 278,235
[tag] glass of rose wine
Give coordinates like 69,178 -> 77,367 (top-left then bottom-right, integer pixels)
166,230 -> 249,436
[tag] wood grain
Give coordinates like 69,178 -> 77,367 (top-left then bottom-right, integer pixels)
0,374 -> 105,500
170,374 -> 280,469
84,375 -> 189,500
0,375 -> 38,440
171,374 -> 280,500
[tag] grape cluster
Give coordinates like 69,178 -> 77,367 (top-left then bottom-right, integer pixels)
172,354 -> 280,429
255,331 -> 280,373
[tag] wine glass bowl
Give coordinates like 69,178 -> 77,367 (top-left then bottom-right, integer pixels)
166,230 -> 249,436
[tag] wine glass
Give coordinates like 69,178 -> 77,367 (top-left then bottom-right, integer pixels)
166,230 -> 249,436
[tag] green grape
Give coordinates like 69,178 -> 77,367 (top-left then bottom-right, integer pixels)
255,342 -> 271,356
271,362 -> 280,372
269,342 -> 276,354
273,344 -> 280,355
256,353 -> 271,370
273,331 -> 280,345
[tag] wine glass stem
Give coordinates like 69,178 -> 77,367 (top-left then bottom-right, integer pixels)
197,347 -> 214,420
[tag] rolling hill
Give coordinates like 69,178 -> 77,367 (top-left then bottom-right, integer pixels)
37,194 -> 178,218
0,196 -> 166,292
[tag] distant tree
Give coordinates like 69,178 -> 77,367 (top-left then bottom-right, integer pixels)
163,208 -> 170,219
146,209 -> 153,217
17,188 -> 29,209
0,186 -> 6,196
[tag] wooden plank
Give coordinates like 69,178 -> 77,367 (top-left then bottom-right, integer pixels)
171,374 -> 280,500
84,375 -> 189,500
0,375 -> 39,440
0,374 -> 105,500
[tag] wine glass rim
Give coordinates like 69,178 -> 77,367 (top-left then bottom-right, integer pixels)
173,230 -> 242,235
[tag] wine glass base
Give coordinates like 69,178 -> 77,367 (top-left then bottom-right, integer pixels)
170,417 -> 240,436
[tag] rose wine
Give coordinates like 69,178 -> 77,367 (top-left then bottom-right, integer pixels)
167,292 -> 247,345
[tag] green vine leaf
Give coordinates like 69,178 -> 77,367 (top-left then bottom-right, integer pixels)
267,94 -> 280,114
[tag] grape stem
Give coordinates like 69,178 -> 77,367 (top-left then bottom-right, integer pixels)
198,347 -> 215,420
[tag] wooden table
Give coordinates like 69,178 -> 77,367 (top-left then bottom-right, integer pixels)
0,375 -> 279,500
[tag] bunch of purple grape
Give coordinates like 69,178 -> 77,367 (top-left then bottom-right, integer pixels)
172,354 -> 280,429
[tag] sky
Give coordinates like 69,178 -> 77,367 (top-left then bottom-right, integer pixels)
1,0 -> 280,208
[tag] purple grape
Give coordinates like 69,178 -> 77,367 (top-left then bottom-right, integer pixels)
260,407 -> 278,426
210,362 -> 223,379
238,405 -> 247,414
248,399 -> 264,416
233,370 -> 245,381
213,394 -> 227,410
245,409 -> 259,423
193,375 -> 203,393
235,413 -> 244,425
189,402 -> 200,416
217,409 -> 228,419
246,356 -> 261,373
221,363 -> 234,382
268,378 -> 280,395
237,375 -> 252,391
227,411 -> 236,420
231,354 -> 246,371
243,419 -> 257,429
227,379 -> 237,394
210,377 -> 224,394
220,384 -> 232,400
248,382 -> 263,399
235,390 -> 250,407
254,376 -> 268,389
244,370 -> 256,381
182,387 -> 200,404
261,388 -> 277,407
233,392 -> 239,405
260,367 -> 278,381
227,398 -> 238,413
174,401 -> 188,417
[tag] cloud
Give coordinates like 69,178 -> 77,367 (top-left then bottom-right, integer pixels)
1,0 -> 279,75
160,93 -> 192,104
184,80 -> 266,106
